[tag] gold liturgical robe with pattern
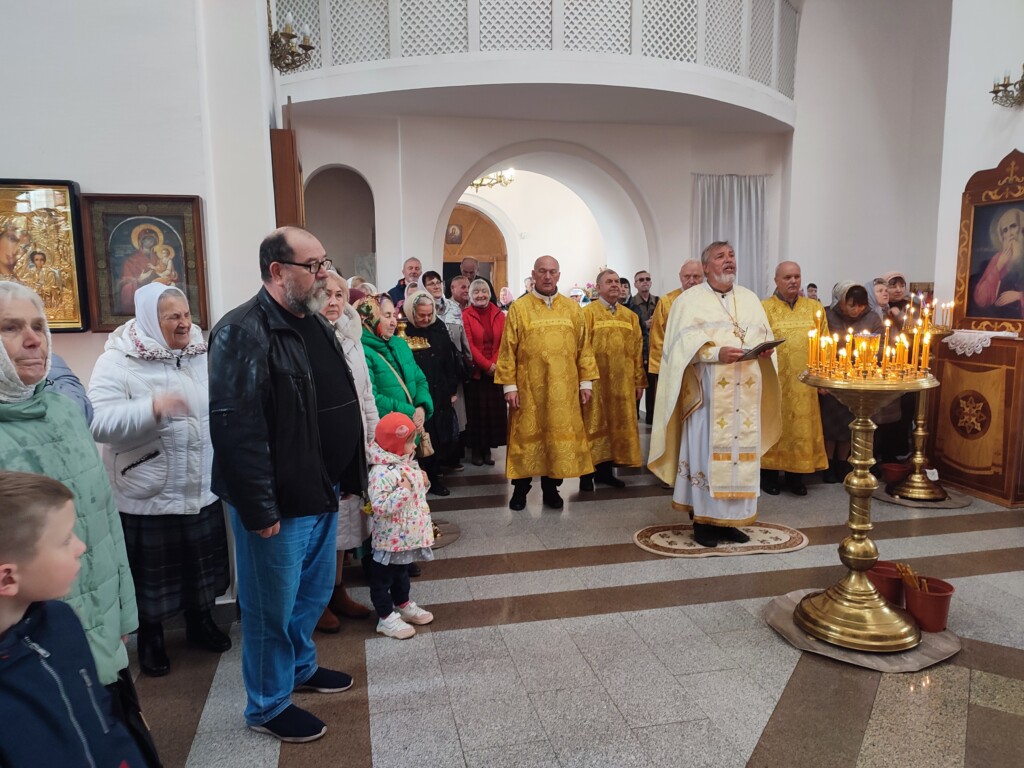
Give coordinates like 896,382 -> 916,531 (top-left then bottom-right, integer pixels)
495,292 -> 600,479
760,294 -> 829,473
647,287 -> 683,374
582,300 -> 647,466
649,283 -> 781,524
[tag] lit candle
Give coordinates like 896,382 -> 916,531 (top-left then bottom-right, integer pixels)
911,327 -> 920,370
845,328 -> 853,361
922,333 -> 931,369
808,330 -> 816,368
839,348 -> 847,375
882,345 -> 890,374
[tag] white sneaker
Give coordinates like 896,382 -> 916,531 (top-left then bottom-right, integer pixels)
397,601 -> 434,626
377,612 -> 416,639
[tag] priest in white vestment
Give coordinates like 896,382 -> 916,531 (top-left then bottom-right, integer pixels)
648,241 -> 782,548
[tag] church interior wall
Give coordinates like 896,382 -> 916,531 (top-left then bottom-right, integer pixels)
787,0 -> 952,297
933,0 -> 1024,301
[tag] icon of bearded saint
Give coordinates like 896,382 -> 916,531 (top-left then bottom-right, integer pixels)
974,207 -> 1024,316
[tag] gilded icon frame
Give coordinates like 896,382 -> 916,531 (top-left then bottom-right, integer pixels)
954,149 -> 1024,333
0,179 -> 89,331
81,194 -> 208,332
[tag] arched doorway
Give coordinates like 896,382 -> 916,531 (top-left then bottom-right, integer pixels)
305,166 -> 376,283
442,204 -> 507,294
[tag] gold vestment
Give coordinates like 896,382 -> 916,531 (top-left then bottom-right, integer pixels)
495,293 -> 599,479
647,287 -> 683,374
582,301 -> 647,466
760,295 -> 829,473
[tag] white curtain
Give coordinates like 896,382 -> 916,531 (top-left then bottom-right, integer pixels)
691,174 -> 770,296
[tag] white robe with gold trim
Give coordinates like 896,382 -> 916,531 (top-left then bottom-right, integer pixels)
648,283 -> 782,526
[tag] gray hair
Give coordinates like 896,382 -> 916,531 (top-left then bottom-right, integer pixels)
700,241 -> 731,266
595,268 -> 618,285
156,286 -> 188,308
469,278 -> 491,297
0,282 -> 45,315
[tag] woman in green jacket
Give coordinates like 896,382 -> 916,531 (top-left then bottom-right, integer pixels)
0,283 -> 142,741
358,294 -> 434,429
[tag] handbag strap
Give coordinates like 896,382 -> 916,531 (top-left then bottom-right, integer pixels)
374,349 -> 414,405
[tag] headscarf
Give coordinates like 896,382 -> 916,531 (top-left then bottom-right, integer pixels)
830,281 -> 858,311
357,294 -> 389,337
0,284 -> 52,403
881,271 -> 906,287
403,291 -> 438,332
133,283 -> 182,349
866,279 -> 887,318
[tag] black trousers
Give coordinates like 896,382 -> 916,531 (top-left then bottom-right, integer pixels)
368,558 -> 411,618
107,668 -> 163,767
512,476 -> 562,493
645,373 -> 658,424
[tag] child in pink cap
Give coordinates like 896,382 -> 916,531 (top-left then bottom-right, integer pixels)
367,412 -> 435,639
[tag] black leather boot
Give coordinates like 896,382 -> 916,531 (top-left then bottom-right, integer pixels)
138,620 -> 170,677
185,609 -> 232,653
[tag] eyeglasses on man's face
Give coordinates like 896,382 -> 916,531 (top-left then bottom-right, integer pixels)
276,258 -> 333,274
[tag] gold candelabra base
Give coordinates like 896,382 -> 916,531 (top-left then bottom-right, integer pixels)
794,371 -> 939,652
890,385 -> 948,502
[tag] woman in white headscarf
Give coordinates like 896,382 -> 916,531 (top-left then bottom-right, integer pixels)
88,283 -> 230,678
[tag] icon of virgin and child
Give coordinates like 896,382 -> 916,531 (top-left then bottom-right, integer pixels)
114,220 -> 182,315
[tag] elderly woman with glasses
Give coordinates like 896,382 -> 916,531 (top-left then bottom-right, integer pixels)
403,291 -> 463,496
461,278 -> 507,466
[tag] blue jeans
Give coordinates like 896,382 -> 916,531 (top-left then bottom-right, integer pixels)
230,507 -> 337,725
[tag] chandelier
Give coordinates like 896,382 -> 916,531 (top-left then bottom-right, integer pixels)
990,65 -> 1024,108
468,168 -> 515,192
268,1 -> 316,74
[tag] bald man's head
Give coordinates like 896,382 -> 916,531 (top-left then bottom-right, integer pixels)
774,261 -> 801,302
532,255 -> 560,296
679,259 -> 704,290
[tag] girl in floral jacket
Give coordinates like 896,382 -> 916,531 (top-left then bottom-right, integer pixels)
368,412 -> 436,639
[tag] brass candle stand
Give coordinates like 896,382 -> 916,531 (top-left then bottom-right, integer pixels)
889,388 -> 948,501
794,371 -> 938,652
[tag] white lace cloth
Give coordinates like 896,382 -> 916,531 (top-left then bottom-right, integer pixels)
942,329 -> 1018,356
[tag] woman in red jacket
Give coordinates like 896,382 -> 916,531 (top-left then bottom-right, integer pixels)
461,279 -> 508,466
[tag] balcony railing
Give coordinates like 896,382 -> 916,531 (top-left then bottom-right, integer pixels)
275,0 -> 799,99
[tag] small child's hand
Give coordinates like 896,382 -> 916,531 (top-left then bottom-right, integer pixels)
399,478 -> 413,490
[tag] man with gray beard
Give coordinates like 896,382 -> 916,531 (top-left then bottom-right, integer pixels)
209,226 -> 364,744
974,207 -> 1024,318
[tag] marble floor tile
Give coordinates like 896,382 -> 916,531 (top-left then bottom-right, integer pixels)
369,706 -> 466,768
511,646 -> 602,693
978,570 -> 1024,601
604,676 -> 707,728
185,728 -> 279,768
529,686 -> 633,744
622,605 -> 711,645
561,612 -> 647,651
442,656 -> 523,699
682,600 -> 766,634
647,638 -> 741,676
467,568 -> 587,600
552,731 -> 653,768
969,669 -> 1024,716
434,625 -> 512,666
463,740 -> 560,768
675,667 -> 780,759
857,665 -> 970,768
710,626 -> 803,700
450,685 -> 548,751
580,643 -> 675,690
635,719 -> 747,768
498,619 -> 576,652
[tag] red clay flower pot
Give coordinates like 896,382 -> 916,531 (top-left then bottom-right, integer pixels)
904,577 -> 955,632
867,561 -> 905,607
880,462 -> 912,485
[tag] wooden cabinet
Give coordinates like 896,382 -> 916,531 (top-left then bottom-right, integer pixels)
929,337 -> 1024,506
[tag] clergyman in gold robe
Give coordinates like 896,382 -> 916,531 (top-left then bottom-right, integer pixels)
580,269 -> 647,491
760,261 -> 828,496
495,255 -> 599,511
648,241 -> 782,548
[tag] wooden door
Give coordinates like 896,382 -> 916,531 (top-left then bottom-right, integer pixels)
443,204 -> 507,293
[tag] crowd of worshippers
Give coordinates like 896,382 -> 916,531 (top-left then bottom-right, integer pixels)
0,224 -> 921,757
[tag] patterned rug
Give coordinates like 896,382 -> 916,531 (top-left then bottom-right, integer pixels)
633,522 -> 809,558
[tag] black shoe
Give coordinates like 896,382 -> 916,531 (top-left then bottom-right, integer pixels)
138,621 -> 170,677
785,473 -> 807,497
822,460 -> 840,484
295,667 -> 354,694
428,481 -> 450,497
407,562 -> 422,577
579,474 -> 595,492
718,526 -> 750,544
542,490 -> 564,509
471,450 -> 484,466
595,473 -> 625,488
509,488 -> 528,510
760,470 -> 780,495
250,705 -> 326,743
185,610 -> 232,653
692,523 -> 718,548
483,448 -> 495,466
442,462 -> 465,473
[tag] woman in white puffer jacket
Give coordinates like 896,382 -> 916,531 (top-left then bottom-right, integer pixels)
314,270 -> 379,633
88,283 -> 230,678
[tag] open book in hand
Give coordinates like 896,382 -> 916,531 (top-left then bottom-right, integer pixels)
738,338 -> 785,361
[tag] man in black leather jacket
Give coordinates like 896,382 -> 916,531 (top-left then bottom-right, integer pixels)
209,227 -> 366,744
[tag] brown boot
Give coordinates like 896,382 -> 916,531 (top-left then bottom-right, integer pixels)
330,585 -> 371,619
315,606 -> 341,634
